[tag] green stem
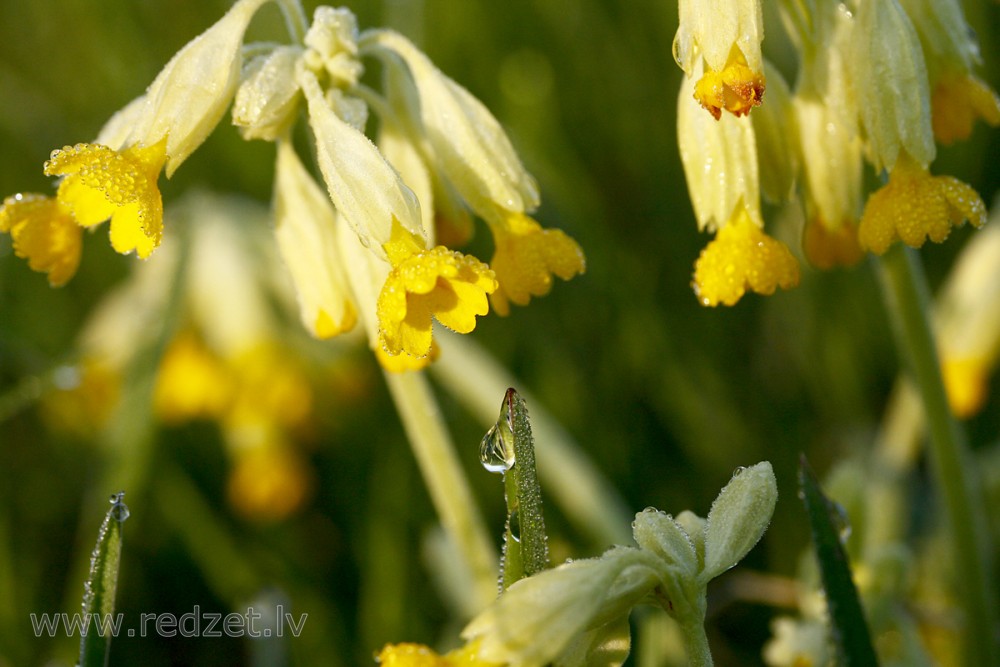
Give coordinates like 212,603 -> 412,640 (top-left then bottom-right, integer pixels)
383,370 -> 498,612
496,389 -> 550,590
876,245 -> 998,666
677,616 -> 714,667
274,0 -> 308,43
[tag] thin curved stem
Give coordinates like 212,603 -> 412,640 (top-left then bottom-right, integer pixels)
876,245 -> 998,666
383,370 -> 498,613
274,0 -> 308,44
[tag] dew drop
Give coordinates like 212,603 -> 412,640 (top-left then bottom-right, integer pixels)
507,509 -> 521,543
732,466 -> 747,479
109,491 -> 130,522
479,422 -> 514,473
830,500 -> 852,544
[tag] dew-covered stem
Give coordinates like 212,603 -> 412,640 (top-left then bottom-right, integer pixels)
79,492 -> 129,667
484,389 -> 550,590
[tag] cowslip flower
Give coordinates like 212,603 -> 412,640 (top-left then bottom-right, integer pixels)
243,6 -> 581,365
677,66 -> 799,306
357,29 -> 585,317
674,0 -> 766,120
898,0 -> 1000,145
934,211 -> 1000,418
0,194 -> 81,286
848,0 -> 986,254
788,3 -> 865,269
0,0 -> 270,278
51,193 -> 320,521
3,3 -> 583,373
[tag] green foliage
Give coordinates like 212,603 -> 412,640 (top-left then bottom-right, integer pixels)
798,456 -> 879,667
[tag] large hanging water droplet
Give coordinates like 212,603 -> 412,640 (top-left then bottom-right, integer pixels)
479,422 -> 514,473
109,491 -> 130,522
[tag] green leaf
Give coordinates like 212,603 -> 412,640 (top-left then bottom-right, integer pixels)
79,492 -> 129,667
702,462 -> 777,582
481,388 -> 550,589
798,456 -> 879,667
555,615 -> 631,667
632,508 -> 698,578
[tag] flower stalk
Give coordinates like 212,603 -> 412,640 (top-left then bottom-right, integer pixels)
875,244 -> 998,666
383,370 -> 498,611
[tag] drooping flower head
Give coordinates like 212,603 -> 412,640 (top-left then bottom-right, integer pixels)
848,0 -> 987,254
2,2 -> 584,374
0,0 -> 272,280
358,29 -> 585,317
784,2 -> 865,269
898,0 -> 1000,145
231,6 -> 583,367
674,0 -> 766,119
677,66 -> 799,306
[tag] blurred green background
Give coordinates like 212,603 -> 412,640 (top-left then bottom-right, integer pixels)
1,1 -> 998,665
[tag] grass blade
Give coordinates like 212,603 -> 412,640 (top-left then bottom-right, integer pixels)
79,492 -> 129,667
798,456 -> 878,667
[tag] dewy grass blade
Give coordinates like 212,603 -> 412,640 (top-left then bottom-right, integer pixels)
798,457 -> 879,667
481,388 -> 550,590
79,492 -> 129,667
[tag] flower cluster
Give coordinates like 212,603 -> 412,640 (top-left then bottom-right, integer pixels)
673,0 -> 998,306
0,0 -> 584,370
44,194 -> 326,521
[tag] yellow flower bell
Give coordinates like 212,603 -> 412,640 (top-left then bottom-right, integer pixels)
46,139 -> 168,258
153,331 -> 233,424
858,154 -> 986,255
376,219 -> 497,359
0,193 -> 81,286
693,209 -> 800,307
788,4 -> 865,269
934,217 -> 1000,418
677,68 -> 798,305
377,640 -> 499,667
273,140 -> 358,339
930,72 -> 1000,145
898,0 -> 1000,145
486,212 -> 586,316
674,0 -> 766,119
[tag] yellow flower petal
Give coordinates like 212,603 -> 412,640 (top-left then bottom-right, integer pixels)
803,217 -> 864,270
153,332 -> 233,423
377,220 -> 497,358
227,444 -> 312,522
693,47 -> 765,120
375,341 -> 440,373
377,640 -> 500,667
488,213 -> 585,316
692,210 -> 800,306
45,139 -> 168,258
0,193 -> 82,286
941,357 -> 988,419
858,154 -> 987,255
931,72 -> 1000,145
